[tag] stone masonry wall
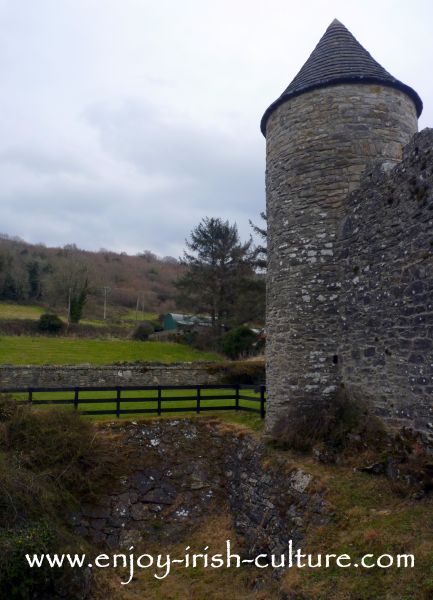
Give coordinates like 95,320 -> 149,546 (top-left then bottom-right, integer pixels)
339,129 -> 433,434
72,419 -> 326,559
0,363 -> 220,388
265,83 -> 418,430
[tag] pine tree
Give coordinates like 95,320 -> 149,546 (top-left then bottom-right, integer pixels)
176,217 -> 257,327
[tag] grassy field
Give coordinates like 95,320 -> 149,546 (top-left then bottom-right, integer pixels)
7,389 -> 264,432
121,309 -> 159,322
0,303 -> 45,320
0,335 -> 221,365
9,387 -> 264,425
0,302 -> 159,327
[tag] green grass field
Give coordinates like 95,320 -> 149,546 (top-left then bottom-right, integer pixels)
0,335 -> 221,365
121,309 -> 159,322
0,303 -> 45,320
0,302 -> 159,327
9,388 -> 264,428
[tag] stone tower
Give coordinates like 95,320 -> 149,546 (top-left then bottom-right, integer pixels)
262,19 -> 423,430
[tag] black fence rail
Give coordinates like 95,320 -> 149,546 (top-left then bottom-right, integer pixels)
0,384 -> 267,419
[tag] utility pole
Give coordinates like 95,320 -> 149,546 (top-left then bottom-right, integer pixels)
103,286 -> 111,320
135,296 -> 140,322
67,287 -> 72,328
135,292 -> 145,322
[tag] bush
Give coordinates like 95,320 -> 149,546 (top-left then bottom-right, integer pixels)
5,407 -> 127,504
37,313 -> 64,334
0,401 -> 129,599
180,327 -> 222,352
0,394 -> 18,422
0,522 -> 56,600
132,321 -> 155,341
0,402 -> 130,527
0,319 -> 38,336
150,319 -> 163,332
207,359 -> 265,384
222,326 -> 257,359
271,388 -> 386,452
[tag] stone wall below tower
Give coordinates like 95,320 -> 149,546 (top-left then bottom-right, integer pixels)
339,129 -> 433,435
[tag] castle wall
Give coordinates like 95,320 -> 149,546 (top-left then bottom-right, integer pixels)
339,129 -> 433,434
0,363 -> 220,388
265,83 -> 418,429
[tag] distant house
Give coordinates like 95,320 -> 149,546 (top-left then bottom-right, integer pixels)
163,313 -> 212,332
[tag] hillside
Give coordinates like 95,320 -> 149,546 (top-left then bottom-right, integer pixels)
0,234 -> 184,319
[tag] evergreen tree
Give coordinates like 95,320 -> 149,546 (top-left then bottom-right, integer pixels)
176,217 -> 257,327
69,279 -> 89,324
249,211 -> 267,271
27,261 -> 41,299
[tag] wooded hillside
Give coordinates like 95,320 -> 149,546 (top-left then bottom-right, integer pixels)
0,234 -> 183,318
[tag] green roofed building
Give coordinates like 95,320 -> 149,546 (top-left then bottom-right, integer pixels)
163,313 -> 212,332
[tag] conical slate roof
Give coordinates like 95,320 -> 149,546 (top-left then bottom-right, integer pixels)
261,19 -> 423,135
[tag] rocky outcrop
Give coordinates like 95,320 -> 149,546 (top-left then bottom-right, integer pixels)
72,419 -> 327,558
224,433 -> 326,557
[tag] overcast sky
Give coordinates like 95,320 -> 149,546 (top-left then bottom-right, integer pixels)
0,0 -> 431,257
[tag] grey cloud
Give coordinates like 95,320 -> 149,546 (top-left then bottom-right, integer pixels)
83,99 -> 264,213
0,0 -> 430,257
0,146 -> 89,176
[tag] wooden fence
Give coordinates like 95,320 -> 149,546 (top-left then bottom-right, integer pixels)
0,384 -> 267,419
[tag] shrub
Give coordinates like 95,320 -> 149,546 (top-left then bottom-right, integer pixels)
5,407 -> 127,504
0,319 -> 38,336
132,321 -> 155,341
222,326 -> 257,359
207,359 -> 265,384
271,388 -> 386,452
0,522 -> 56,600
150,319 -> 163,332
0,394 -> 18,422
0,402 -> 129,599
180,327 -> 222,352
37,313 -> 64,334
0,404 -> 130,530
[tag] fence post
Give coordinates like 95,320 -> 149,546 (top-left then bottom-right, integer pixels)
28,388 -> 33,405
157,386 -> 162,416
74,387 -> 79,411
260,385 -> 266,419
235,384 -> 240,411
196,386 -> 201,414
116,387 -> 121,418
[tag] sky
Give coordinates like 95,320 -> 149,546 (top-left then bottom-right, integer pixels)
0,0 -> 432,258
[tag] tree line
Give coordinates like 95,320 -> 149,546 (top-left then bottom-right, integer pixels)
0,235 -> 182,319
0,212 -> 267,328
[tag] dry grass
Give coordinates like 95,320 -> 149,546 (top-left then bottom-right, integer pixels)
1,401 -> 130,519
279,461 -> 433,600
0,396 -> 134,599
93,515 -> 281,600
